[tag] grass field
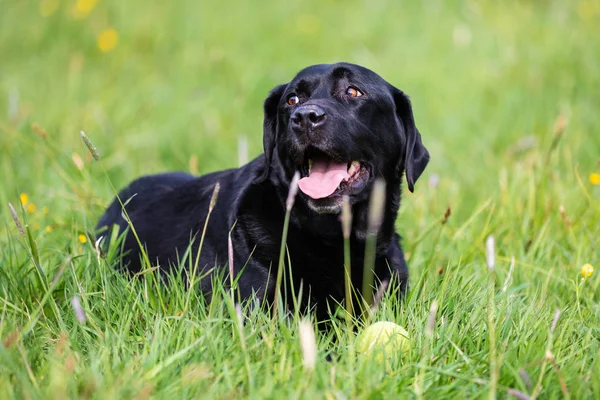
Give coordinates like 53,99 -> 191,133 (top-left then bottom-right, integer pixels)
1,0 -> 599,398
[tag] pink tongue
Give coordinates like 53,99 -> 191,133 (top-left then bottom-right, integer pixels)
298,160 -> 349,199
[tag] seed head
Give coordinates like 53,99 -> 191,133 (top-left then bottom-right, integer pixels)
209,182 -> 220,212
298,319 -> 317,370
80,131 -> 100,161
367,179 -> 386,235
486,235 -> 495,271
341,195 -> 352,238
426,300 -> 438,337
551,309 -> 561,333
8,203 -> 25,238
286,171 -> 300,211
71,295 -> 87,324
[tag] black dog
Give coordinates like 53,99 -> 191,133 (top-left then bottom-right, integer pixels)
96,63 -> 429,319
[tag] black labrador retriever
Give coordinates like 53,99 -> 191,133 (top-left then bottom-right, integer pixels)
96,63 -> 429,319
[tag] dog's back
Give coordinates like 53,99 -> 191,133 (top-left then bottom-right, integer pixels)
96,172 -> 194,236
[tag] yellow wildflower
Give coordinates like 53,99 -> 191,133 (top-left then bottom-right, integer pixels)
590,173 -> 600,185
39,0 -> 60,18
78,234 -> 88,243
97,29 -> 118,53
581,263 -> 594,277
20,193 -> 29,205
45,226 -> 53,233
72,0 -> 98,19
27,203 -> 36,213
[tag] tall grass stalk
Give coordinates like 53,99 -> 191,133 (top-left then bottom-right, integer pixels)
361,179 -> 385,312
80,130 -> 167,313
189,182 -> 220,287
272,171 -> 300,318
415,299 -> 438,399
486,235 -> 498,400
228,230 -> 235,299
340,195 -> 357,397
341,195 -> 353,327
530,310 -> 562,399
8,202 -> 47,290
14,255 -> 70,342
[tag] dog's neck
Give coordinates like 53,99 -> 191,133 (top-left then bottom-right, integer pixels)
263,163 -> 402,252
347,180 -> 402,250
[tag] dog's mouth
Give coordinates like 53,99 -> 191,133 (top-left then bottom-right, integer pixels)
297,149 -> 370,200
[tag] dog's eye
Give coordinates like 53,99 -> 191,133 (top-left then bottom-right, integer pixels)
345,87 -> 363,97
287,95 -> 300,106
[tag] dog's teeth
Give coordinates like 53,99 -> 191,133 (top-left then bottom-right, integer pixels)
347,161 -> 360,176
308,159 -> 313,174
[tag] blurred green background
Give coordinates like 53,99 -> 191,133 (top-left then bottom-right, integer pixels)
2,0 -> 598,223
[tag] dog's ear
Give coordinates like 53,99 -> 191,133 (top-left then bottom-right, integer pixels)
256,83 -> 287,183
393,89 -> 430,192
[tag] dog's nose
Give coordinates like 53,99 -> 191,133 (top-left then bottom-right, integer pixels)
290,105 -> 326,132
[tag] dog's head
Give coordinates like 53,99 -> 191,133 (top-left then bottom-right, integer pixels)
260,63 -> 429,214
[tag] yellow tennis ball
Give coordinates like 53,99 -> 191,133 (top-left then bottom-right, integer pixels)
356,321 -> 410,359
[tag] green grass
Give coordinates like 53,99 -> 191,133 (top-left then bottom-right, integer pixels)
1,0 -> 600,398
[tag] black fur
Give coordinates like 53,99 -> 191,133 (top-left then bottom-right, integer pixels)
96,63 -> 429,320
